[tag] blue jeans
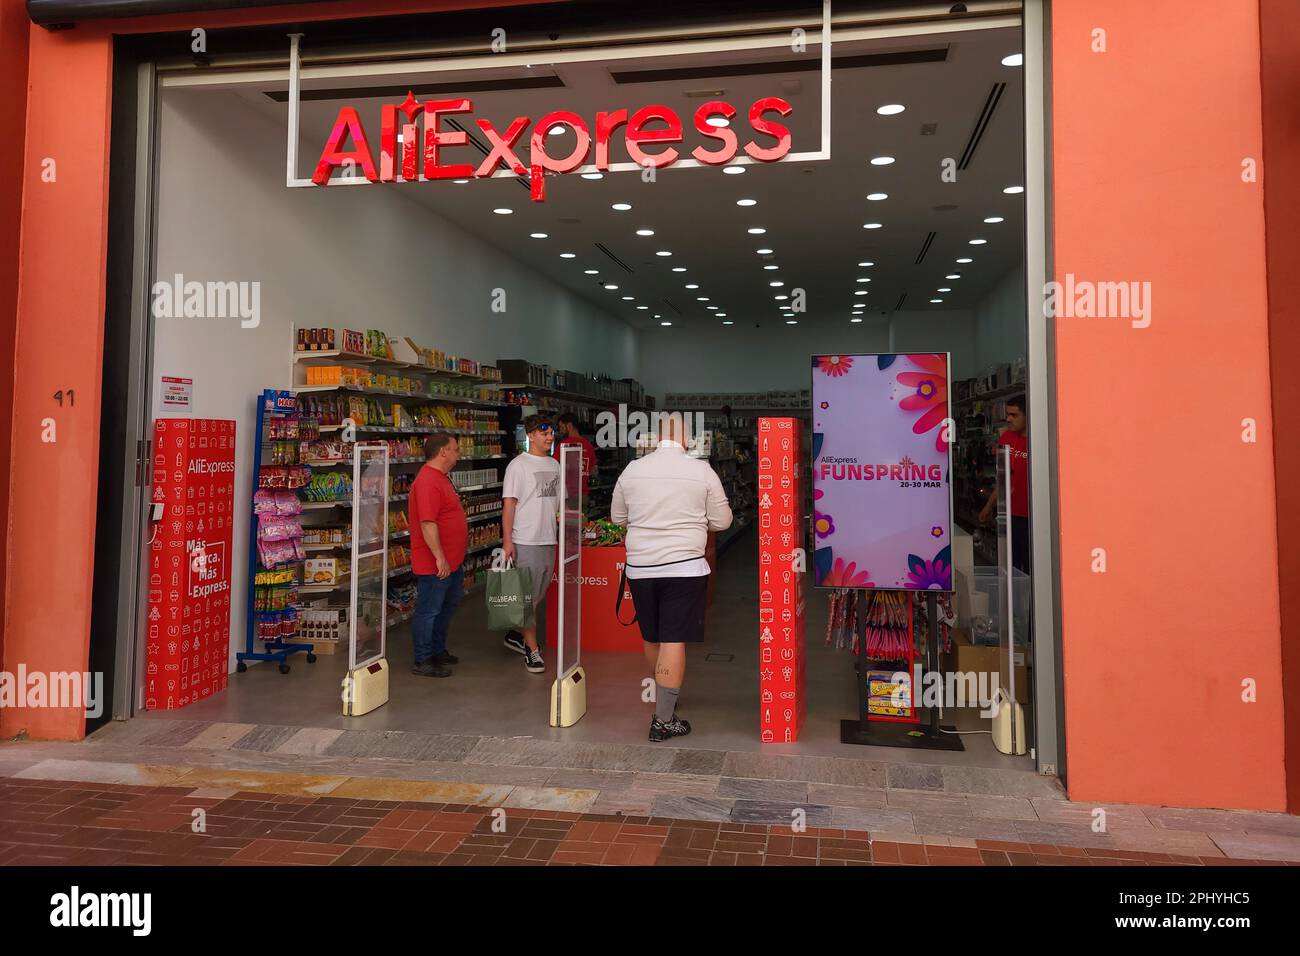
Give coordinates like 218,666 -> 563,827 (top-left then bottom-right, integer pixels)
412,568 -> 464,664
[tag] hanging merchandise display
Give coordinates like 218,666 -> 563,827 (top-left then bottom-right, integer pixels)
145,418 -> 237,710
238,390 -> 317,674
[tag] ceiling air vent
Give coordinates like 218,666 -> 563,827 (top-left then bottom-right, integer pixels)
594,242 -> 633,274
958,83 -> 1006,170
894,293 -> 908,311
914,231 -> 937,265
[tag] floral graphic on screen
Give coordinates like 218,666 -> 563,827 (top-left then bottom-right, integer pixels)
814,488 -> 835,539
904,545 -> 952,591
896,354 -> 949,452
821,557 -> 875,588
814,355 -> 854,377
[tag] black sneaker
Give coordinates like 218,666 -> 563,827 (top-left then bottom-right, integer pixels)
523,647 -> 545,674
503,632 -> 527,656
649,713 -> 691,742
432,650 -> 459,666
411,661 -> 452,678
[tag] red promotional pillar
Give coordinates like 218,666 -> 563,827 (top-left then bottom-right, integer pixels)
145,419 -> 236,710
756,417 -> 807,742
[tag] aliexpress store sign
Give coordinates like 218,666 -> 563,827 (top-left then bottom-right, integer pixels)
313,92 -> 794,200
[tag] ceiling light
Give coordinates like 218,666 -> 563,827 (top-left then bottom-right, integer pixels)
770,281 -> 784,287
697,297 -> 710,302
867,193 -> 888,201
856,277 -> 871,283
723,166 -> 745,176
636,228 -> 655,236
717,313 -> 727,317
757,248 -> 774,255
707,305 -> 719,310
863,223 -> 883,229
685,283 -> 700,289
453,179 -> 470,184
956,257 -> 973,263
854,290 -> 868,296
604,283 -> 619,290
946,274 -> 961,279
858,261 -> 874,267
774,295 -> 789,301
581,172 -> 603,180
584,269 -> 599,275
747,227 -> 767,235
938,288 -> 952,293
493,208 -> 513,215
660,321 -> 672,327
530,232 -> 548,239
786,320 -> 798,325
722,320 -> 734,325
612,202 -> 632,211
1002,53 -> 1024,67
1003,186 -> 1024,194
763,265 -> 779,271
930,298 -> 944,303
621,296 -> 634,301
707,116 -> 731,128
877,104 -> 906,115
969,238 -> 987,245
672,267 -> 687,272
656,250 -> 673,257
851,317 -> 864,323
870,156 -> 895,166
560,252 -> 576,258
549,124 -> 567,135
736,198 -> 757,206
637,305 -> 649,310
984,216 -> 1004,223
783,312 -> 795,318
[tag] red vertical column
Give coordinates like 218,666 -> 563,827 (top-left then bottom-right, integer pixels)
756,417 -> 806,743
145,419 -> 235,710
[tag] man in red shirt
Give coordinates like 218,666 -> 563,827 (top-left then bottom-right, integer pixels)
979,394 -> 1030,573
408,432 -> 469,677
552,413 -> 596,494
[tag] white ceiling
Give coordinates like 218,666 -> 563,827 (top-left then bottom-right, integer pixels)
241,24 -> 1024,332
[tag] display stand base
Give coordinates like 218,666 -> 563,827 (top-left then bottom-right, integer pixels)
840,715 -> 966,751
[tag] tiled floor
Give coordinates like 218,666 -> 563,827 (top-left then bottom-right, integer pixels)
0,776 -> 1289,867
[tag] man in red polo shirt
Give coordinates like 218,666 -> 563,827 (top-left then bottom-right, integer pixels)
979,394 -> 1030,573
408,432 -> 469,677
552,413 -> 596,494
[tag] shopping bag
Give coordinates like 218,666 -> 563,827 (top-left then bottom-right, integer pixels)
486,559 -> 534,630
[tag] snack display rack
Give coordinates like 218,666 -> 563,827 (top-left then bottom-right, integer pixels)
287,325 -> 509,617
237,388 -> 316,674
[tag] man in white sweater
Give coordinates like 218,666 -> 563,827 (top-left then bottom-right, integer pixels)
611,415 -> 732,741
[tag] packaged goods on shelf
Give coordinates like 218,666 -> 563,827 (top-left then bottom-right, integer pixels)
451,467 -> 497,489
388,544 -> 411,571
296,327 -> 336,352
299,471 -> 352,501
463,493 -> 503,518
467,521 -> 501,550
299,606 -> 348,643
305,558 -> 341,585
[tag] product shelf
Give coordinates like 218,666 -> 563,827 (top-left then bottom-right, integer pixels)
295,383 -> 507,407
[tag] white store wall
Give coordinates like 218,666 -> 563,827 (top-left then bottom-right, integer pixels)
151,89 -> 636,667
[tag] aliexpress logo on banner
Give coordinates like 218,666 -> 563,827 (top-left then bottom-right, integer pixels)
313,92 -> 795,200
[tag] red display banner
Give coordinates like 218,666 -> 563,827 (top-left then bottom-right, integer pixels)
756,417 -> 807,743
146,418 -> 236,710
545,545 -> 642,653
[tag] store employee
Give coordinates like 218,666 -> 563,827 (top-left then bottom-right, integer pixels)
979,394 -> 1030,573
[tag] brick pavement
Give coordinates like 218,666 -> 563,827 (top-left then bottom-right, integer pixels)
0,776 -> 1290,867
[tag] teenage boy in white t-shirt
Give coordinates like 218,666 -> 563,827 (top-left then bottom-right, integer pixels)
501,415 -> 561,674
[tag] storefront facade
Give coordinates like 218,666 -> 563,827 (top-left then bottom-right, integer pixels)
1,0 -> 1297,815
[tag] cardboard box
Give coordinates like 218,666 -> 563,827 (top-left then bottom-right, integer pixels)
952,627 -> 1029,705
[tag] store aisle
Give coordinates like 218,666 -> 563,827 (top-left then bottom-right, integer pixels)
149,530 -> 1031,772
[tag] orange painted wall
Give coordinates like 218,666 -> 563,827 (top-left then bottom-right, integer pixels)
1259,0 -> 1300,814
0,0 -> 31,685
1050,0 -> 1286,810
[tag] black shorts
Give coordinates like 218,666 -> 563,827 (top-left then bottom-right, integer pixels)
628,575 -> 708,644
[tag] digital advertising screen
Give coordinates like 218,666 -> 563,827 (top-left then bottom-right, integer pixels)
811,353 -> 953,591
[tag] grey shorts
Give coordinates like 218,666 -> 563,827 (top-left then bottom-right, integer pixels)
514,544 -> 556,611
